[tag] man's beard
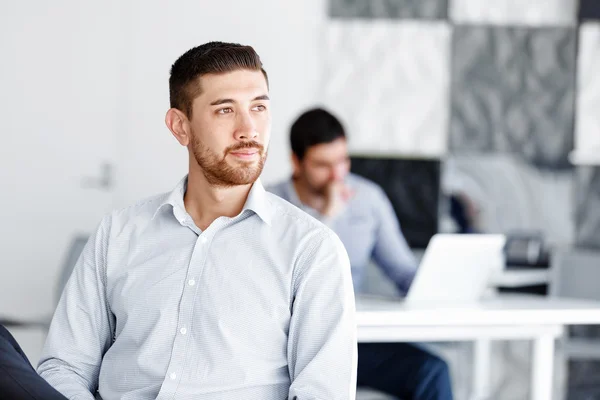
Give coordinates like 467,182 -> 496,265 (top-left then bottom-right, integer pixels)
308,180 -> 328,196
190,135 -> 266,187
295,171 -> 329,196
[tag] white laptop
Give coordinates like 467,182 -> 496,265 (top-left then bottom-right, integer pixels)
404,233 -> 507,305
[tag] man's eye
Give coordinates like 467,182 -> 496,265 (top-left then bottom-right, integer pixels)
252,104 -> 266,111
217,108 -> 233,114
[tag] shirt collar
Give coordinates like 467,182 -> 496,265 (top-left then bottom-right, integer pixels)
152,175 -> 273,226
152,175 -> 187,222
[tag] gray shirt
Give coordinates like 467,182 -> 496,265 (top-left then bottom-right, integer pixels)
268,173 -> 417,294
38,176 -> 357,400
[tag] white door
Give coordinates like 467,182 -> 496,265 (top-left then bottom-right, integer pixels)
0,1 -> 124,360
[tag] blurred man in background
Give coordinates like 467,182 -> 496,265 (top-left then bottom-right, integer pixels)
268,108 -> 453,400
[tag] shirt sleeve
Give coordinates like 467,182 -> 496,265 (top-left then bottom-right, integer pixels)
37,216 -> 115,399
287,229 -> 357,400
371,186 -> 418,295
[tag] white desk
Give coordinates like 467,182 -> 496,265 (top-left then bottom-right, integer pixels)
356,294 -> 600,400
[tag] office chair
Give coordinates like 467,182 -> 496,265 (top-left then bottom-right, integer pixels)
0,235 -> 89,329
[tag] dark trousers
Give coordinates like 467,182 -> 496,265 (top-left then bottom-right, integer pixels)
0,325 -> 66,400
358,342 -> 453,400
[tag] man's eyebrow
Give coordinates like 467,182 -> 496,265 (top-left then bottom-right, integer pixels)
209,94 -> 270,106
210,98 -> 234,106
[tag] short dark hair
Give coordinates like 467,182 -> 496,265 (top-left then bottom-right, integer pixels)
290,108 -> 346,161
169,41 -> 268,118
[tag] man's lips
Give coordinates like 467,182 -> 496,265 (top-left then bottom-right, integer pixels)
229,148 -> 260,158
230,150 -> 258,155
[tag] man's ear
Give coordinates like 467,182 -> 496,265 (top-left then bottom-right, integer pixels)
165,108 -> 191,146
291,153 -> 301,176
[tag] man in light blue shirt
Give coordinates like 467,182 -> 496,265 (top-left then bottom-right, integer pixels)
0,43 -> 357,399
268,108 -> 453,400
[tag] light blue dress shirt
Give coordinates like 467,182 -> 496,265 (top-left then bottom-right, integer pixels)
267,173 -> 417,294
38,176 -> 357,400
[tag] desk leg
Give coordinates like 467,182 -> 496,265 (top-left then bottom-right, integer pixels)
531,335 -> 554,400
472,339 -> 492,400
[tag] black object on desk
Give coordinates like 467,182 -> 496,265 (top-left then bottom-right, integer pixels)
350,156 -> 440,249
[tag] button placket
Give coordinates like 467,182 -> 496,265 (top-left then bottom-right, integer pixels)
159,233 -> 210,397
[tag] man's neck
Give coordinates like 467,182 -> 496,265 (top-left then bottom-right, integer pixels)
292,177 -> 326,214
184,169 -> 253,231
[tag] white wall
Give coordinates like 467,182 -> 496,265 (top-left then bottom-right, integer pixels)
115,0 -> 327,207
0,1 -> 122,318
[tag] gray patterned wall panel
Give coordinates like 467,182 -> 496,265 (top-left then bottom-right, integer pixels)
450,0 -> 577,25
450,26 -> 577,169
574,23 -> 600,159
321,20 -> 451,157
329,0 -> 448,20
575,166 -> 600,249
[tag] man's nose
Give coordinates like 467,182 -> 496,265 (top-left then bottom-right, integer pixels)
234,111 -> 257,141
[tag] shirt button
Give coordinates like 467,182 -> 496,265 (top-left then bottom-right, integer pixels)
188,279 -> 196,286
170,373 -> 177,380
200,236 -> 207,244
180,327 -> 187,335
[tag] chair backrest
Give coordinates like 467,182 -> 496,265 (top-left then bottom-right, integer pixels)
55,235 -> 90,306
